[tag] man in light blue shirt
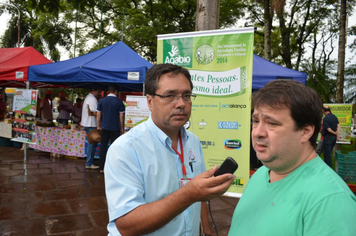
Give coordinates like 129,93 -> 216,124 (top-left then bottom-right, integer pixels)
105,64 -> 235,236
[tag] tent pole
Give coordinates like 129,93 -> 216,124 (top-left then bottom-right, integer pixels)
23,81 -> 30,163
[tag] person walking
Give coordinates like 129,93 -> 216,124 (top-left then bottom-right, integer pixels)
57,92 -> 72,126
96,85 -> 125,173
322,105 -> 340,167
315,119 -> 324,155
82,88 -> 101,169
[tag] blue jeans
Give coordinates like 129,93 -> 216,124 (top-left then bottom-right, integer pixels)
84,127 -> 98,167
322,134 -> 336,168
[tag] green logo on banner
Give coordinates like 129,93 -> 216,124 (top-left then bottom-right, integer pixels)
163,38 -> 193,68
195,44 -> 215,65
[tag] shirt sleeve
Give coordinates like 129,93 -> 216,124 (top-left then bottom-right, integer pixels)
119,100 -> 125,113
323,117 -> 331,130
89,97 -> 98,112
303,192 -> 356,236
105,140 -> 145,222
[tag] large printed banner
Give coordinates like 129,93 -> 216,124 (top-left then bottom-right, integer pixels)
324,103 -> 353,143
157,28 -> 254,197
124,96 -> 151,133
12,89 -> 38,143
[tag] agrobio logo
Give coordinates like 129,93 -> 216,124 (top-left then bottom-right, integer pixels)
224,139 -> 242,150
163,38 -> 193,68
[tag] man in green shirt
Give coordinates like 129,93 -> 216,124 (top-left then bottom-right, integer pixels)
228,80 -> 356,236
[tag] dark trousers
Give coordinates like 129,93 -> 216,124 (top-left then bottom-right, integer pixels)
322,134 -> 336,168
99,129 -> 120,171
58,118 -> 69,125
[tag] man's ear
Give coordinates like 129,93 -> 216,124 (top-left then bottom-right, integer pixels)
301,124 -> 315,143
146,94 -> 153,111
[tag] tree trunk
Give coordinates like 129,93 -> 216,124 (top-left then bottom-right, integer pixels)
264,0 -> 272,60
277,13 -> 292,68
195,0 -> 220,30
336,0 -> 347,103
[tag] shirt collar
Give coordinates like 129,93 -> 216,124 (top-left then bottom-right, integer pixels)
146,116 -> 189,148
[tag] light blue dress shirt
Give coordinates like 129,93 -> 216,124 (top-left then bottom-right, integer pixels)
105,117 -> 206,236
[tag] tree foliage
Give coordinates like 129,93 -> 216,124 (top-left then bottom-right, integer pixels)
1,0 -> 356,103
61,0 -> 246,62
0,0 -> 73,61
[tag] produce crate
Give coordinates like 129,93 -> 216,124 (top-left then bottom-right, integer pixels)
335,150 -> 356,182
0,137 -> 12,147
340,137 -> 356,153
12,141 -> 22,148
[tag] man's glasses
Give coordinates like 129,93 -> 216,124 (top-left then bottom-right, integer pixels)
153,93 -> 196,103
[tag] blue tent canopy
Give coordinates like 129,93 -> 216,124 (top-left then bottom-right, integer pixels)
28,43 -> 305,91
252,54 -> 307,90
28,41 -> 153,91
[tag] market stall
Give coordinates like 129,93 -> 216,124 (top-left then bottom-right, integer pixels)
0,47 -> 53,148
29,126 -> 87,157
25,41 -> 153,157
252,54 -> 307,90
0,47 -> 52,88
28,41 -> 153,91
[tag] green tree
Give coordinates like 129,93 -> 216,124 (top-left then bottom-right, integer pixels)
336,0 -> 347,103
343,24 -> 356,103
249,0 -> 340,70
63,0 -> 246,62
343,64 -> 356,103
0,0 -> 73,62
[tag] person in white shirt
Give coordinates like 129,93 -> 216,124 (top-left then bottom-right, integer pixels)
81,88 -> 101,169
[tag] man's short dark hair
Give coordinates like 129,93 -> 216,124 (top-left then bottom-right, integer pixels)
76,98 -> 82,103
253,80 -> 322,146
145,64 -> 193,95
322,106 -> 331,112
108,85 -> 118,93
91,87 -> 101,92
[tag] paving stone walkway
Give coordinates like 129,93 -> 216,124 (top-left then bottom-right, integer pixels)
0,146 -> 238,236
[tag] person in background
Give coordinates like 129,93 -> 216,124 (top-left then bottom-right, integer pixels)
72,98 -> 82,124
0,94 -> 6,121
321,105 -> 341,167
35,94 -> 42,120
96,85 -> 125,174
82,88 -> 101,170
57,91 -> 73,126
315,119 -> 324,155
228,80 -> 356,236
105,64 -> 234,236
39,89 -> 53,122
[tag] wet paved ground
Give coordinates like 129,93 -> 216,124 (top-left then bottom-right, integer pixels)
0,145 -> 238,236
